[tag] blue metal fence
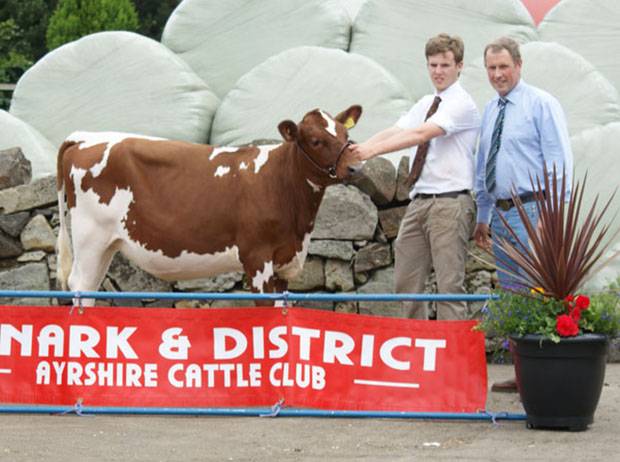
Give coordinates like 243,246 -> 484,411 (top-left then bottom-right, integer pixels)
0,289 -> 497,303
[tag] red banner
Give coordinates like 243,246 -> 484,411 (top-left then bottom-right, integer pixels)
0,305 -> 486,412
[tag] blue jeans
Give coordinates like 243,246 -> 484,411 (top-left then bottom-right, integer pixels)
490,201 -> 539,291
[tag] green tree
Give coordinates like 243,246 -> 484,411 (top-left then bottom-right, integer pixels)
0,0 -> 57,61
0,19 -> 33,82
46,0 -> 140,51
133,0 -> 180,40
0,19 -> 33,108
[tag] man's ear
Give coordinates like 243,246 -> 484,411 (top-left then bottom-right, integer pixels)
335,105 -> 363,130
278,120 -> 298,142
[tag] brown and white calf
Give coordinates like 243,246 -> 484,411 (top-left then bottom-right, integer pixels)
56,105 -> 363,306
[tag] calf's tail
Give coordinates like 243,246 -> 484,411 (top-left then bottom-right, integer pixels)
56,141 -> 76,290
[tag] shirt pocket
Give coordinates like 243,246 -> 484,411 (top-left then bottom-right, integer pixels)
504,115 -> 537,147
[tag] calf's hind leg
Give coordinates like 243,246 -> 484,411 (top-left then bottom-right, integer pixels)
68,243 -> 116,307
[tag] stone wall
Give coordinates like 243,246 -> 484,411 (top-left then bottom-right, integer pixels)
4,146 -> 620,361
0,147 -> 496,318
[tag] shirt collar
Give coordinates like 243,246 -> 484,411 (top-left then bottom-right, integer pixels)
496,79 -> 525,105
435,80 -> 462,99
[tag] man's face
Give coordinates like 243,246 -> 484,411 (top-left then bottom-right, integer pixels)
427,51 -> 462,92
485,48 -> 522,97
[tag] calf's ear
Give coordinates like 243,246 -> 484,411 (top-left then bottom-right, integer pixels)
335,105 -> 363,129
278,120 -> 298,141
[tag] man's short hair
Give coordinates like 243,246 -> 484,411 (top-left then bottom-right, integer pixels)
425,33 -> 464,64
484,37 -> 522,65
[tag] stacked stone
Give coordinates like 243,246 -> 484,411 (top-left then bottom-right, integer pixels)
287,156 -> 497,318
0,148 -> 57,305
0,146 -> 496,317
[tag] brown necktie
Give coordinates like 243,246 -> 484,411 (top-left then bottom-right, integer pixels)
405,95 -> 442,188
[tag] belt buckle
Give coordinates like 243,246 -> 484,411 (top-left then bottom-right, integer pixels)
497,199 -> 512,211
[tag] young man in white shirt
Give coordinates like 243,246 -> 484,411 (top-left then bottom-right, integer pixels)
351,33 -> 480,320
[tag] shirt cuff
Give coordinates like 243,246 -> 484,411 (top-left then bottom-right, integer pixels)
475,194 -> 494,224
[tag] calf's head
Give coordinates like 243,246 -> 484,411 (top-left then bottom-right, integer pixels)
278,105 -> 363,183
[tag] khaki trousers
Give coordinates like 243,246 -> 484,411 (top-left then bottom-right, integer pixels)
394,194 -> 475,320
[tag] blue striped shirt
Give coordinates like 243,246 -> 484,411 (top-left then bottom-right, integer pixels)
474,80 -> 573,224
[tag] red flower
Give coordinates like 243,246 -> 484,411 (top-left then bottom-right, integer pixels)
570,307 -> 582,321
564,295 -> 574,303
556,314 -> 579,337
575,295 -> 590,310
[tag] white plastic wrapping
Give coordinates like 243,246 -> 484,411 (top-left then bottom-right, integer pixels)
540,0 -> 620,95
10,31 -> 218,147
338,0 -> 367,21
0,110 -> 56,180
570,123 -> 620,289
210,46 -> 411,166
350,0 -> 537,101
162,0 -> 351,98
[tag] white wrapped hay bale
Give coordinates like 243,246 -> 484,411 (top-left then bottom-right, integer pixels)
350,0 -> 537,100
338,0 -> 367,21
210,46 -> 411,166
10,31 -> 218,147
540,0 -> 620,95
162,0 -> 351,98
570,122 -> 620,289
0,111 -> 56,180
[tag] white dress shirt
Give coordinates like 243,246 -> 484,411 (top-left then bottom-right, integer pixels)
396,81 -> 480,198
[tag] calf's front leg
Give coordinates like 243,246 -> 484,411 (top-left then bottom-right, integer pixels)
243,259 -> 289,307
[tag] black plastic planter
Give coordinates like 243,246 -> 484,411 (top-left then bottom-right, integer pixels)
510,333 -> 608,431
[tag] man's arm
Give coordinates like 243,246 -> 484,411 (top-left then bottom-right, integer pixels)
351,122 -> 445,161
474,105 -> 495,250
362,126 -> 402,146
474,157 -> 495,251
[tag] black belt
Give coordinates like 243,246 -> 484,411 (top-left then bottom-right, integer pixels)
495,192 -> 541,211
414,189 -> 470,200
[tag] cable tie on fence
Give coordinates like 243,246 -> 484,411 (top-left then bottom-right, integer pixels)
480,298 -> 490,315
78,292 -> 85,314
479,409 -> 508,425
283,291 -> 290,308
56,399 -> 93,417
69,291 -> 82,315
259,398 -> 285,417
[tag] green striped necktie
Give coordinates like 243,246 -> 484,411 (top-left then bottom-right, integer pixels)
485,97 -> 508,192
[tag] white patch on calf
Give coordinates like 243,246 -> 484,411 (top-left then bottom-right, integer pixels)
253,145 -> 278,174
120,243 -> 243,282
239,162 -> 248,170
214,166 -> 231,177
69,165 -> 134,240
319,111 -> 337,137
66,165 -> 135,301
67,131 -> 165,178
210,146 -> 238,161
252,261 -> 274,293
306,179 -> 322,193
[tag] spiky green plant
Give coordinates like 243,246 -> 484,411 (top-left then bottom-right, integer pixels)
476,168 -> 620,341
494,165 -> 620,300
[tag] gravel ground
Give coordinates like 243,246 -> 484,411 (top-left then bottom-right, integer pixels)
1,363 -> 618,462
